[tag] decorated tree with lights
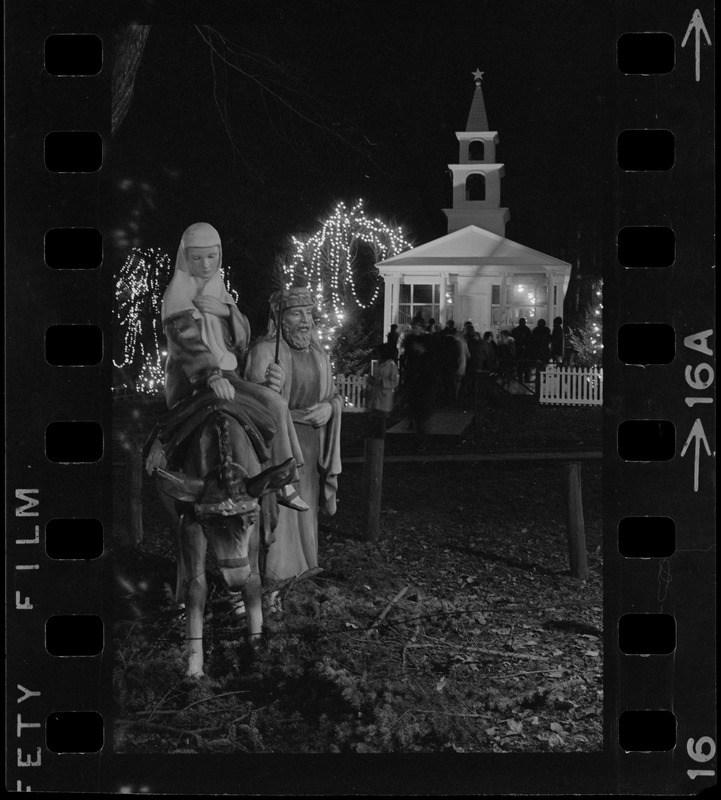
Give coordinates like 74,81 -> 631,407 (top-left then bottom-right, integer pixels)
567,278 -> 603,367
113,246 -> 238,394
113,247 -> 171,393
281,200 -> 412,372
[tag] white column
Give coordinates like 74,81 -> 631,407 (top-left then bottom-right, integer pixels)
551,274 -> 564,321
392,275 -> 401,326
382,275 -> 393,334
546,270 -> 554,322
499,273 -> 508,330
480,278 -> 491,332
439,272 -> 448,324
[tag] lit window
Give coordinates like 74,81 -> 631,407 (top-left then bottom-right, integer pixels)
397,283 -> 441,325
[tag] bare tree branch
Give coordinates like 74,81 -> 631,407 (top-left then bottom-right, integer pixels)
194,25 -> 386,173
112,24 -> 151,137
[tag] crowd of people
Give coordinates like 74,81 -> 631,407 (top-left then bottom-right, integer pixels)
372,314 -> 567,436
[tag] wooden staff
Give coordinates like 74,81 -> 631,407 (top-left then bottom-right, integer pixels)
565,461 -> 588,580
274,299 -> 283,364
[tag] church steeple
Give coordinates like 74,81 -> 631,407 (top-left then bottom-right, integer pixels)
443,70 -> 510,236
466,69 -> 489,131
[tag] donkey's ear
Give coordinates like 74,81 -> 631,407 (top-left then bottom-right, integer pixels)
245,458 -> 297,498
155,469 -> 205,502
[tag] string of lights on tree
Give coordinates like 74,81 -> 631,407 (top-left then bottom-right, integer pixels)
567,278 -> 603,367
114,246 -> 238,394
588,279 -> 603,359
282,200 -> 412,352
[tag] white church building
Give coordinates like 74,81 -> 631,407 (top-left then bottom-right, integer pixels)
377,70 -> 572,334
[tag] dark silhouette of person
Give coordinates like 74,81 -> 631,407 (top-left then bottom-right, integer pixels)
474,332 -> 497,406
439,321 -> 462,405
479,331 -> 498,371
532,318 -> 552,367
462,324 -> 481,401
465,327 -> 481,375
497,330 -> 517,384
401,316 -> 437,443
368,342 -> 400,435
511,317 -> 533,382
386,324 -> 400,359
551,316 -> 565,364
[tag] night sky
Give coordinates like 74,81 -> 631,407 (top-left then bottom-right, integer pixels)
109,1 -> 619,327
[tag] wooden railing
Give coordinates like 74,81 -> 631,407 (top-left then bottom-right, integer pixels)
539,366 -> 603,407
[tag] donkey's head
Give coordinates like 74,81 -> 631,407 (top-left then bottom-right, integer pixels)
157,451 -> 293,597
193,457 -> 295,521
155,458 -> 296,521
155,411 -> 296,522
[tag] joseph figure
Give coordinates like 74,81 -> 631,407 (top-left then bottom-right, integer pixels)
245,286 -> 343,580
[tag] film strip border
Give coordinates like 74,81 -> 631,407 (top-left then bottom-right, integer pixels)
5,2 -> 715,794
607,3 -> 716,794
6,10 -> 113,793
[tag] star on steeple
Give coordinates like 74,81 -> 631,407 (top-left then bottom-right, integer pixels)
466,69 -> 489,131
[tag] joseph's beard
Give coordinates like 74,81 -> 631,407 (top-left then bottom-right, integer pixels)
282,324 -> 313,350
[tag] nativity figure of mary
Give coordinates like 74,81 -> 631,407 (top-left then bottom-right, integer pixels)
147,222 -> 308,513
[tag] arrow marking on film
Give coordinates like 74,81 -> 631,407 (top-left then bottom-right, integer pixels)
681,9 -> 712,82
680,418 -> 712,492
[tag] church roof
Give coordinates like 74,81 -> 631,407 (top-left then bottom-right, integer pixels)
377,225 -> 572,270
466,70 -> 489,131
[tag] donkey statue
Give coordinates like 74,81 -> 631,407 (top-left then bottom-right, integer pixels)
147,392 -> 294,677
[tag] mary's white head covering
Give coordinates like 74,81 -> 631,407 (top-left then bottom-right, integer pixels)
161,223 -> 238,370
161,222 -> 235,319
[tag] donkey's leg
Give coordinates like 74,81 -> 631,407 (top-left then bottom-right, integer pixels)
245,524 -> 264,648
173,509 -> 186,606
175,553 -> 187,607
179,514 -> 207,677
158,489 -> 186,605
221,564 -> 263,652
244,570 -> 264,651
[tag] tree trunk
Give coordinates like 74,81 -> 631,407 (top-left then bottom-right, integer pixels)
112,24 -> 151,137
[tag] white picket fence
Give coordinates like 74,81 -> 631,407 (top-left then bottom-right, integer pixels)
334,374 -> 369,412
538,366 -> 603,407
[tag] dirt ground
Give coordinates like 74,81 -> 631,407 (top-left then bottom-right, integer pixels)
112,399 -> 602,753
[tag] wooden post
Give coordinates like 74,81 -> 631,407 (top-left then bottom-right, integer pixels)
362,414 -> 386,542
128,441 -> 144,545
565,461 -> 587,579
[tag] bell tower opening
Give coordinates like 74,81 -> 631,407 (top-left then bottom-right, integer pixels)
465,173 -> 486,201
468,140 -> 485,161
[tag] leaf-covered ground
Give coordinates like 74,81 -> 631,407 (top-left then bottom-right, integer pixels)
113,400 -> 602,753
